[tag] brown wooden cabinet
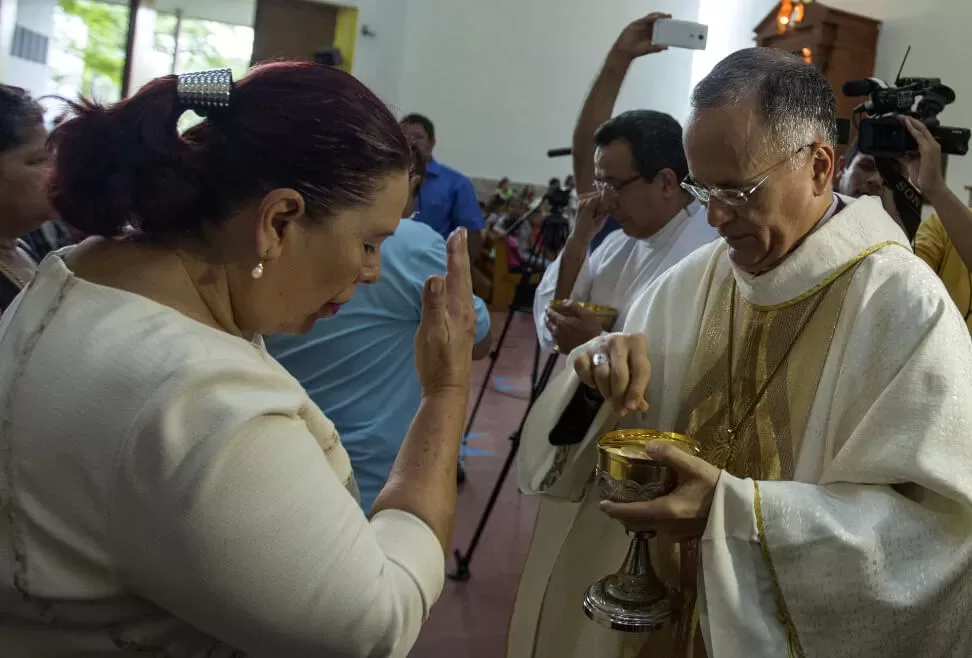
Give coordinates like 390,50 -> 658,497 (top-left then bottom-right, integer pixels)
754,2 -> 882,144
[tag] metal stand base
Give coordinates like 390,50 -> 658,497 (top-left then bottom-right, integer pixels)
582,579 -> 674,633
582,532 -> 675,633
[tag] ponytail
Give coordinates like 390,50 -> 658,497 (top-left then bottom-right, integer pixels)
50,76 -> 203,237
51,62 -> 410,240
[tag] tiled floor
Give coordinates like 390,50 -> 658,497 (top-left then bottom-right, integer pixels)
410,310 -> 554,658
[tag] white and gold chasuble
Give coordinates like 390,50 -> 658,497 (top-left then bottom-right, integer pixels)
509,196 -> 972,658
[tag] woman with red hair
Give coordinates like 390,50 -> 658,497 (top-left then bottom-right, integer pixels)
0,64 -> 474,657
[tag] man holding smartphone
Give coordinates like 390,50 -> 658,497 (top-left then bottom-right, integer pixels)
532,13 -> 716,355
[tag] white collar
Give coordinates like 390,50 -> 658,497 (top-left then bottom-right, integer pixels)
639,200 -> 703,245
730,195 -> 909,309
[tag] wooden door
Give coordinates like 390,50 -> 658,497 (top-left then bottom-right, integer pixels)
251,0 -> 338,64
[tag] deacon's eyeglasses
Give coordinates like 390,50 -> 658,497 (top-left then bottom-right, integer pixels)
593,175 -> 642,194
680,144 -> 814,207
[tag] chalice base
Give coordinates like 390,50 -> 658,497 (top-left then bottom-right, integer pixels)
582,576 -> 675,633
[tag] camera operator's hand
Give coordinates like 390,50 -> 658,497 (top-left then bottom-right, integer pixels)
571,191 -> 611,245
901,115 -> 946,198
546,301 -> 604,354
611,12 -> 672,61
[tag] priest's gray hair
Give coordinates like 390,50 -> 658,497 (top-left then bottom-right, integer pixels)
690,48 -> 837,162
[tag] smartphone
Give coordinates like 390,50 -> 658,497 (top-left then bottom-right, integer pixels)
653,19 -> 709,51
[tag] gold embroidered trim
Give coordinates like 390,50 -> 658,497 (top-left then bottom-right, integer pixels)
753,481 -> 805,658
748,240 -> 907,311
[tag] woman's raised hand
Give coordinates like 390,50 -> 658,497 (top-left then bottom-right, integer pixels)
415,228 -> 477,396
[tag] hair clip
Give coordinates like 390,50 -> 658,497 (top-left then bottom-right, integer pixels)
177,68 -> 233,117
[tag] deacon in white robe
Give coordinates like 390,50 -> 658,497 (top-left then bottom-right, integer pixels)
533,14 -> 717,356
510,46 -> 972,658
534,200 -> 715,352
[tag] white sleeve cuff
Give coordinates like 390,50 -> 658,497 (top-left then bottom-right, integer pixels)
702,471 -> 758,543
370,509 -> 446,616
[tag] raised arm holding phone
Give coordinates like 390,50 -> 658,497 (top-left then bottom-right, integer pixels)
532,13 -> 716,355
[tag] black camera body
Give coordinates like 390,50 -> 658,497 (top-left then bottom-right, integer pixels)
543,185 -> 571,215
857,116 -> 971,159
843,76 -> 971,158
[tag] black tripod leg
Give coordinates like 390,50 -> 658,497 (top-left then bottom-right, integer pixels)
533,353 -> 559,401
448,431 -> 521,582
448,349 -> 557,582
530,332 -> 542,393
463,306 -> 518,437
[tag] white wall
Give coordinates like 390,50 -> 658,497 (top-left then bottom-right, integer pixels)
392,0 -> 703,183
341,0 -> 408,110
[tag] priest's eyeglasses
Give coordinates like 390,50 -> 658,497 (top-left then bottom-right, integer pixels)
680,144 -> 813,207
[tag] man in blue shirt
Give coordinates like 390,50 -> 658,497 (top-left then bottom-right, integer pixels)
266,155 -> 492,511
401,113 -> 484,261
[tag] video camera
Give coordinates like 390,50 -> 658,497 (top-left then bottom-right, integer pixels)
842,76 -> 970,159
543,184 -> 571,215
840,49 -> 971,240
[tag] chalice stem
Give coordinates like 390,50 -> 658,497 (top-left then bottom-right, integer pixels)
619,531 -> 654,578
602,531 -> 667,605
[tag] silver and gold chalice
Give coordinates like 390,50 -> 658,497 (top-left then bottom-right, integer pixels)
582,429 -> 700,633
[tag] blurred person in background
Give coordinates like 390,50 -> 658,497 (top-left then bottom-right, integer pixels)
520,183 -> 537,207
0,63 -> 476,657
836,118 -> 972,331
0,85 -> 55,314
268,144 -> 492,509
495,176 -> 514,203
531,13 -> 716,356
564,173 -> 579,222
402,112 -> 484,261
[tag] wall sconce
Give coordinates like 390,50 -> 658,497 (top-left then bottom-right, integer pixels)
777,0 -> 809,34
801,47 -> 812,64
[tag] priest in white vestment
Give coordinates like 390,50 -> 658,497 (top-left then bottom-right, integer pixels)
510,46 -> 972,658
534,13 -> 716,355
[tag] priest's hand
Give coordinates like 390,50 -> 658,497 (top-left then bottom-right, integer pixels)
574,333 -> 651,416
600,441 -> 721,542
546,301 -> 604,353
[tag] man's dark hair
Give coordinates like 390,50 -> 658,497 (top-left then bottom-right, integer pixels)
401,113 -> 435,140
594,110 -> 688,182
691,47 -> 837,157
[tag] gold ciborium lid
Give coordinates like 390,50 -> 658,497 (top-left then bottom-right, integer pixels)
549,299 -> 618,331
596,430 -> 700,503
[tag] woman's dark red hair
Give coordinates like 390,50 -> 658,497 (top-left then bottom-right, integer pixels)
49,62 -> 410,237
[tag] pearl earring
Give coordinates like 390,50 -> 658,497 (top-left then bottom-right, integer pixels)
251,250 -> 269,279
